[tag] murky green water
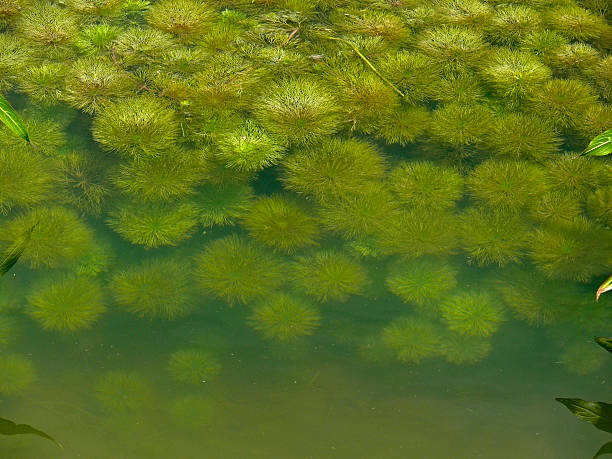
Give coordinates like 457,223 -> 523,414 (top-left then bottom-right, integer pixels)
0,0 -> 611,457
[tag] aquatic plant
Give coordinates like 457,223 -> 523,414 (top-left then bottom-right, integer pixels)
110,257 -> 196,320
589,56 -> 612,102
0,206 -> 94,269
0,0 -> 28,28
547,43 -> 600,78
440,291 -> 505,337
330,8 -> 410,43
27,275 -> 106,332
0,354 -> 36,396
0,35 -> 34,93
0,116 -> 66,156
318,184 -> 399,240
168,394 -> 214,431
64,0 -> 124,18
528,191 -> 582,224
64,57 -> 135,113
0,148 -> 56,214
70,238 -> 115,277
58,151 -> 110,217
195,182 -> 254,228
386,257 -> 458,307
93,370 -> 153,414
112,150 -> 208,202
388,161 -> 463,211
379,209 -> 458,259
543,5 -> 608,42
14,2 -> 79,58
586,186 -> 612,227
459,207 -> 529,267
75,23 -> 122,56
113,27 -> 177,68
106,200 -> 199,248
441,333 -> 490,365
92,96 -> 179,159
560,341 -> 608,375
242,195 -> 319,254
466,159 -> 548,212
484,113 -> 560,161
193,234 -> 285,306
434,0 -> 493,27
19,62 -> 67,107
214,120 -> 285,172
147,0 -> 214,43
486,4 -> 541,46
480,49 -> 551,106
376,51 -> 439,105
529,217 -> 612,283
519,29 -> 568,59
527,79 -> 598,130
253,77 -> 341,145
416,25 -> 487,74
429,73 -> 486,105
291,250 -> 369,303
0,316 -> 18,347
374,104 -> 430,146
544,153 -> 611,199
281,137 -> 386,203
167,349 -> 221,385
248,293 -> 321,341
381,316 -> 442,364
428,103 -> 492,149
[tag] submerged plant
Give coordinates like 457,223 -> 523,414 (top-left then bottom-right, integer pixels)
147,0 -> 214,43
248,293 -> 321,341
0,353 -> 36,396
388,161 -> 463,211
253,77 -> 341,145
214,120 -> 285,172
386,257 -> 458,307
429,103 -> 492,148
195,182 -> 254,228
440,291 -> 505,338
381,316 -> 442,364
106,200 -> 199,248
112,150 -> 209,202
544,153 -> 611,199
486,4 -> 541,46
110,257 -> 196,320
93,370 -> 153,414
374,104 -> 430,146
113,27 -> 177,68
167,349 -> 221,384
242,195 -> 319,254
193,234 -> 285,306
459,207 -> 529,267
543,5 -> 608,42
282,137 -> 386,203
291,250 -> 369,303
467,159 -> 548,212
0,206 -> 94,269
441,333 -> 490,365
92,96 -> 179,159
559,341 -> 608,375
586,186 -> 612,227
529,217 -> 612,283
27,275 -> 106,332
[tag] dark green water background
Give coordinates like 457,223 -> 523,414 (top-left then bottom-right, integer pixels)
1,0 -> 612,457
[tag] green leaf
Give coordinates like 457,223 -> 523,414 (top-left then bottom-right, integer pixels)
582,129 -> 612,157
556,398 -> 612,434
596,273 -> 612,301
0,417 -> 62,449
595,337 -> 612,354
0,223 -> 36,277
0,93 -> 29,142
593,442 -> 612,459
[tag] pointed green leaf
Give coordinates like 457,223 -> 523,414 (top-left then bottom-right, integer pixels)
593,441 -> 612,459
0,93 -> 29,142
556,398 -> 612,434
595,337 -> 612,354
582,129 -> 612,157
596,273 -> 612,301
0,417 -> 62,449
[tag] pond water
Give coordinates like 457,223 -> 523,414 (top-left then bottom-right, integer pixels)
0,0 -> 611,457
